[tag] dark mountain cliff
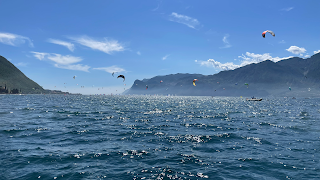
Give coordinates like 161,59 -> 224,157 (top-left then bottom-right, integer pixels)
0,55 -> 71,94
126,53 -> 320,97
0,55 -> 46,93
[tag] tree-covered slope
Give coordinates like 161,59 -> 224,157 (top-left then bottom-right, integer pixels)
0,55 -> 45,94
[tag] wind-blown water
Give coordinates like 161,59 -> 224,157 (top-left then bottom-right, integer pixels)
1,95 -> 319,180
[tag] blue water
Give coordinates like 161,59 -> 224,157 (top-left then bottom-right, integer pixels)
0,95 -> 319,180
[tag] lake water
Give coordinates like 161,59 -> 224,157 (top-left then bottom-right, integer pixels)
1,95 -> 319,180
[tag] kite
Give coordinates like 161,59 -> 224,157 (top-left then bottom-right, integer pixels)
193,79 -> 198,86
262,30 -> 275,38
117,75 -> 125,82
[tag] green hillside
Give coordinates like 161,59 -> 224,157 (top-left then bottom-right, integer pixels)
0,55 -> 45,94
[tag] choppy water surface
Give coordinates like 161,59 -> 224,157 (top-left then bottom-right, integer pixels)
1,95 -> 319,180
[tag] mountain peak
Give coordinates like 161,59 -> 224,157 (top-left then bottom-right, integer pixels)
0,56 -> 44,94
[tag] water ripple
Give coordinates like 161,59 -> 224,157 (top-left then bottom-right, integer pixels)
1,95 -> 320,179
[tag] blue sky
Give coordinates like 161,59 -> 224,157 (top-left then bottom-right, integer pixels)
1,0 -> 319,94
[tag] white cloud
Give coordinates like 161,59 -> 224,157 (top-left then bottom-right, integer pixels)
169,12 -> 200,29
314,50 -> 320,54
196,52 -> 293,70
70,36 -> 124,54
0,32 -> 33,47
137,51 -> 141,55
281,7 -> 294,11
31,51 -> 48,60
31,51 -> 89,72
304,54 -> 310,58
286,46 -> 306,55
47,38 -> 75,52
279,40 -> 286,44
54,64 -> 90,72
162,54 -> 170,60
196,59 -> 240,70
238,52 -> 293,64
47,54 -> 82,65
220,34 -> 231,48
93,65 -> 125,73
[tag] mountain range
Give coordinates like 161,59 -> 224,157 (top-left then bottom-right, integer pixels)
2,53 -> 320,96
126,53 -> 320,97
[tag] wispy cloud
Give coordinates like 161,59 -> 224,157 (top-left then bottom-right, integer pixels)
152,0 -> 161,11
54,64 -> 90,72
286,46 -> 306,55
93,65 -> 125,73
47,38 -> 75,52
169,12 -> 200,29
69,35 -> 124,54
31,51 -> 48,60
0,32 -> 33,47
220,34 -> 231,48
31,51 -> 90,72
314,50 -> 320,55
137,51 -> 141,55
195,59 -> 239,70
15,62 -> 28,67
279,40 -> 286,44
196,52 -> 293,71
47,54 -> 82,65
238,52 -> 292,64
162,54 -> 170,60
281,7 -> 294,11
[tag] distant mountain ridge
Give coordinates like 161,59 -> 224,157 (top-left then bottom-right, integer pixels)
126,53 -> 320,97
